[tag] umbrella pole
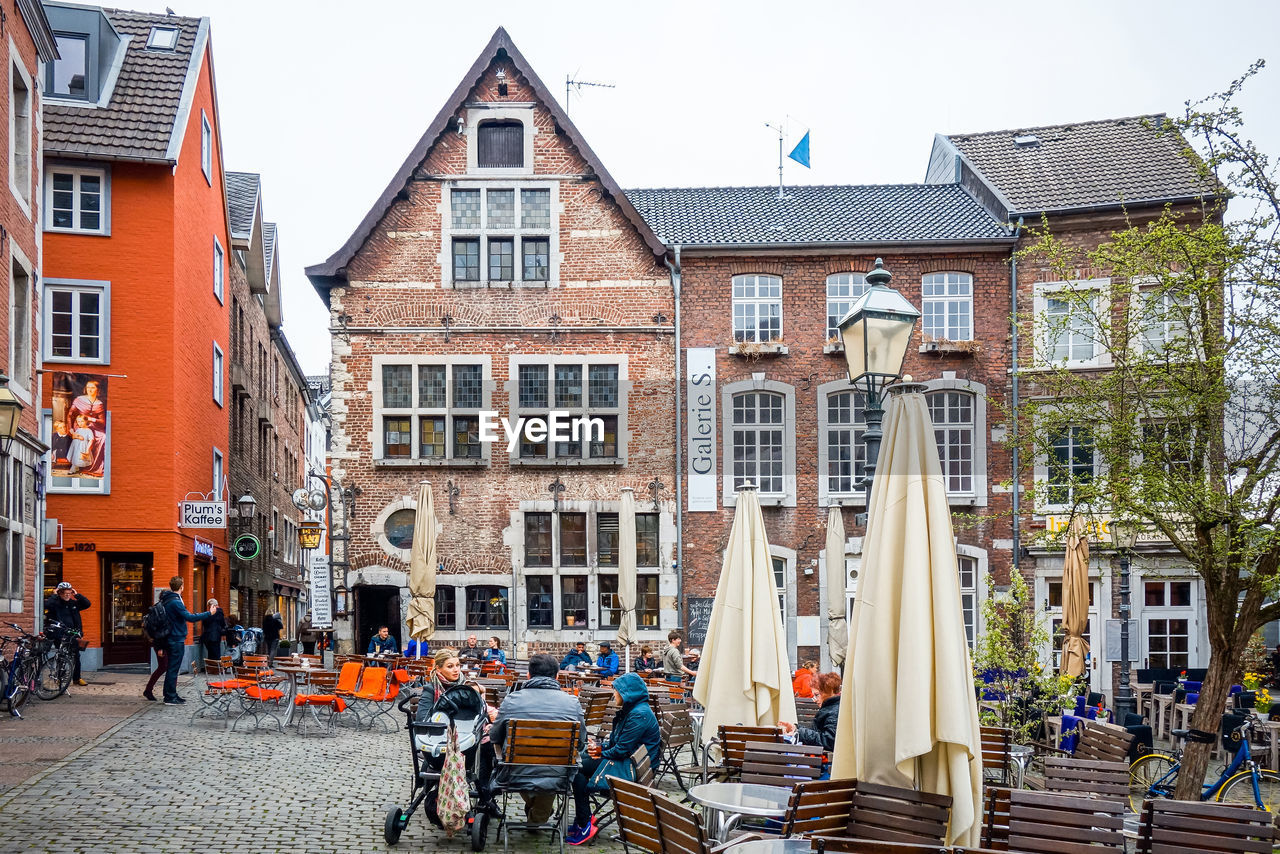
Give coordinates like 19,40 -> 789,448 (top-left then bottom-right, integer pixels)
625,645 -> 631,674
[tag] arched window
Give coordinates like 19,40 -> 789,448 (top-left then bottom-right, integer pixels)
477,120 -> 524,168
926,390 -> 975,494
730,391 -> 785,494
825,390 -> 866,496
921,272 -> 973,341
732,274 -> 782,343
826,272 -> 867,339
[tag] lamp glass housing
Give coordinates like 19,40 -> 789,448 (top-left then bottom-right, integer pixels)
837,285 -> 920,388
237,493 -> 257,518
298,522 -> 323,550
1110,518 -> 1140,552
0,385 -> 23,444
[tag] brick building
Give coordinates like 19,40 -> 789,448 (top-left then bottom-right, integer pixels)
306,29 -> 679,656
0,1 -> 55,633
225,171 -> 311,636
628,185 -> 1017,668
39,3 -> 231,668
926,116 -> 1215,697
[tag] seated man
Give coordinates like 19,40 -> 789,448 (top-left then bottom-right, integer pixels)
367,624 -> 398,655
460,634 -> 485,664
488,653 -> 586,824
560,641 -> 592,671
595,641 -> 619,678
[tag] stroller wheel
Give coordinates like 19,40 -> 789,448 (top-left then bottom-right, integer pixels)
469,809 -> 489,851
384,806 -> 407,844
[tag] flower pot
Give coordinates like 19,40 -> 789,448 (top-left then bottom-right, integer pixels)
1258,711 -> 1270,722
565,616 -> 575,626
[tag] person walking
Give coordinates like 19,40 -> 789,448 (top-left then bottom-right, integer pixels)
159,577 -> 214,705
44,582 -> 91,686
143,629 -> 169,702
198,599 -> 227,669
262,611 -> 284,664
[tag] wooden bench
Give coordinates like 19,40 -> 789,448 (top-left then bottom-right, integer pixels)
1135,798 -> 1276,854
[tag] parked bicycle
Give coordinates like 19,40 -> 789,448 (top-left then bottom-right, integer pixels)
1,623 -> 41,718
35,620 -> 80,700
1128,713 -> 1280,812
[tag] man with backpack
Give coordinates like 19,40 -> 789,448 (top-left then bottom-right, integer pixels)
154,576 -> 215,705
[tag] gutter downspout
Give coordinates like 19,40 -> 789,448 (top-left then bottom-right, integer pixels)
1010,217 -> 1024,575
664,246 -> 684,628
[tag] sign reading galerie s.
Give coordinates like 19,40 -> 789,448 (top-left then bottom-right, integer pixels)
686,348 -> 717,512
310,553 -> 332,628
179,501 -> 226,528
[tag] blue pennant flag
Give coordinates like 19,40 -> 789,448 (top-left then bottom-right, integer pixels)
788,131 -> 811,168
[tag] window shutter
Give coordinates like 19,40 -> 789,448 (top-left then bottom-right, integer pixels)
478,121 -> 524,168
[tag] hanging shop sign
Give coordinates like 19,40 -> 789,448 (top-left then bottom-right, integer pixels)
180,500 -> 226,528
310,553 -> 332,628
685,348 -> 717,512
233,534 -> 261,561
193,538 -> 215,560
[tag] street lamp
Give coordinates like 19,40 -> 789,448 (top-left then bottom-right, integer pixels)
298,521 -> 323,551
1110,516 -> 1140,722
0,372 -> 24,456
836,258 -> 920,514
236,493 -> 257,521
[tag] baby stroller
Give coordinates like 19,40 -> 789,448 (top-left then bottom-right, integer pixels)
229,626 -> 260,665
385,683 -> 493,850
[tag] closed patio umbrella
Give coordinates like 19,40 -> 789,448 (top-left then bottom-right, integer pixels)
693,486 -> 797,744
826,505 -> 848,669
830,389 -> 983,846
618,487 -> 638,671
1060,516 -> 1091,678
406,481 -> 437,657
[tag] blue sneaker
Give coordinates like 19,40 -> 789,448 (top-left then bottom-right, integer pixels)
566,821 -> 598,846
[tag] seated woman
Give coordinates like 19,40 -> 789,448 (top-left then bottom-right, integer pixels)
481,636 -> 507,672
780,671 -> 841,751
566,672 -> 661,845
633,646 -> 659,674
791,660 -> 818,700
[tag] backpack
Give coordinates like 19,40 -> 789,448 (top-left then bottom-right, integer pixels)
143,600 -> 173,644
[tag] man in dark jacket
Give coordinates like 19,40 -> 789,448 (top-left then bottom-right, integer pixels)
159,576 -> 214,705
567,672 -> 660,844
44,582 -> 91,685
262,611 -> 284,664
489,653 -> 585,824
198,599 -> 227,670
559,641 -> 591,670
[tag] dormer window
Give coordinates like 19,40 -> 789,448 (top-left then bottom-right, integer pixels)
478,120 -> 524,168
146,26 -> 179,50
51,33 -> 89,99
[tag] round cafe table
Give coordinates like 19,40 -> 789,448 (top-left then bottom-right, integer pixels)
688,782 -> 791,843
273,664 -> 324,726
717,839 -> 809,854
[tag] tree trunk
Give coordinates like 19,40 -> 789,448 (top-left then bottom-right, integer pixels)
1172,622 -> 1248,799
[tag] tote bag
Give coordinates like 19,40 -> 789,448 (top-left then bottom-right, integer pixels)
437,724 -> 470,835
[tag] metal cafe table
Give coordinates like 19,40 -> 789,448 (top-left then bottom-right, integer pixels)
719,839 -> 809,854
687,782 -> 791,843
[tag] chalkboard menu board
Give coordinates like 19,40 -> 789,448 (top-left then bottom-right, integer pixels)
686,597 -> 714,646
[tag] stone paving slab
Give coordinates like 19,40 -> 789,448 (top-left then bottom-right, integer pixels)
0,682 -> 638,853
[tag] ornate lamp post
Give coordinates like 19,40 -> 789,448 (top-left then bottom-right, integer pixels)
836,259 -> 921,518
1110,517 -> 1140,722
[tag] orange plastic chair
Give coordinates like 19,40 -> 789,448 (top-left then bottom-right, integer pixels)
232,667 -> 286,733
351,666 -> 401,731
333,661 -> 365,727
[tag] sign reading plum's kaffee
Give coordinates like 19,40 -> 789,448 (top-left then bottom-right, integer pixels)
179,500 -> 226,528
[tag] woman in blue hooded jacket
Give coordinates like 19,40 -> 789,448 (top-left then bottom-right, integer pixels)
566,672 -> 660,845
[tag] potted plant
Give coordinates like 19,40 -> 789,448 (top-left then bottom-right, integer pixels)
277,640 -> 291,655
1256,688 -> 1272,722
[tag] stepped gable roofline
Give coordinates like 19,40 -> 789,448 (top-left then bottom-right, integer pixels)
43,4 -> 209,165
306,26 -> 666,295
624,183 -> 1014,249
938,113 -> 1220,216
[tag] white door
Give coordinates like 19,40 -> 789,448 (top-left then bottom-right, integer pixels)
1139,578 -> 1198,670
1045,577 -> 1102,694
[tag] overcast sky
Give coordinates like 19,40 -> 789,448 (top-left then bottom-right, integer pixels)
125,0 -> 1280,375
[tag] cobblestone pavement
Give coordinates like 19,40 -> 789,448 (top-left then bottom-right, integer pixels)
0,678 -> 647,854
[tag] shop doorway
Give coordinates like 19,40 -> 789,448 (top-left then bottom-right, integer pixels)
356,585 -> 401,654
101,553 -> 153,666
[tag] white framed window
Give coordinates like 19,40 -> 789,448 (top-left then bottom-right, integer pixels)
927,390 -> 974,495
9,250 -> 31,395
43,279 -> 109,364
732,274 -> 782,343
511,356 -> 625,464
957,553 -> 979,648
1044,425 -> 1097,509
374,356 -> 492,464
819,386 -> 865,501
212,342 -> 224,406
826,272 -> 867,340
200,110 -> 212,184
146,26 -> 179,50
212,237 -> 224,304
1140,577 -> 1198,670
722,378 -> 796,506
1034,279 -> 1110,367
212,447 -> 223,497
768,544 -> 798,668
1137,287 -> 1193,355
446,183 -> 555,286
922,272 -> 973,341
45,165 -> 108,234
9,52 -> 32,211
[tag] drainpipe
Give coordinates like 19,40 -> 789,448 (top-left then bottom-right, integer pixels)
664,246 -> 684,628
1010,217 -> 1024,574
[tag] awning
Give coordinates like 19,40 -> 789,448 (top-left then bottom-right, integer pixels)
273,580 -> 303,593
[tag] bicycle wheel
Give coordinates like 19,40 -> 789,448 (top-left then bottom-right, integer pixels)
35,653 -> 72,700
1218,769 -> 1280,812
1128,753 -> 1176,812
3,659 -> 32,713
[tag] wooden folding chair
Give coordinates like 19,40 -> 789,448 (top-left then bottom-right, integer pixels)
814,780 -> 953,850
1073,721 -> 1136,764
607,776 -> 663,854
1005,789 -> 1124,852
230,665 -> 286,733
1136,797 -> 1276,853
701,724 -> 783,783
813,841 -> 949,854
494,718 -> 580,854
980,725 -> 1014,787
739,741 -> 824,787
592,744 -> 654,834
794,697 -> 821,728
651,793 -> 716,854
1042,757 -> 1128,800
980,787 -> 1011,851
656,706 -> 700,791
782,777 -> 859,838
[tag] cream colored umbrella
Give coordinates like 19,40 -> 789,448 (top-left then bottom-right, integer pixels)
1060,516 -> 1091,678
693,486 -> 797,744
830,390 -> 983,846
618,487 -> 638,671
826,505 -> 848,669
406,481 -> 437,657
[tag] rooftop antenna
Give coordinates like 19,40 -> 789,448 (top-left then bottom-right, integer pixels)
765,121 -> 789,200
565,73 -> 615,115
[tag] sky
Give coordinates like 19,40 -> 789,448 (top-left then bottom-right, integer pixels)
123,0 -> 1280,375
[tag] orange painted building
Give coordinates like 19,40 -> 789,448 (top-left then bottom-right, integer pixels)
40,4 -> 231,668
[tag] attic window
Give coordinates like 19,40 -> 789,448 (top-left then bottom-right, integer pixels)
1013,134 -> 1040,147
478,121 -> 524,168
146,26 -> 180,50
51,33 -> 89,99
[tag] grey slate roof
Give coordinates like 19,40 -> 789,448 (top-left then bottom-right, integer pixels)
44,8 -> 204,163
945,114 -> 1214,214
624,184 -> 1013,247
225,172 -> 260,240
264,222 -> 277,281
